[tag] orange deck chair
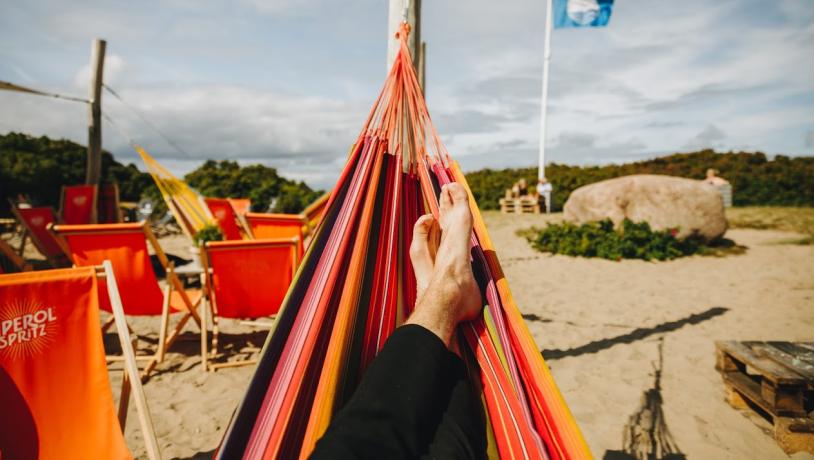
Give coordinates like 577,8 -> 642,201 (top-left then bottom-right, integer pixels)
0,239 -> 30,273
0,264 -> 160,460
12,206 -> 69,267
200,238 -> 299,371
245,212 -> 305,258
97,183 -> 123,223
204,197 -> 245,240
51,222 -> 203,376
227,198 -> 251,216
60,184 -> 98,225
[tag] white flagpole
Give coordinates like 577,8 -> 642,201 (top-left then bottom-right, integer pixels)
538,0 -> 553,181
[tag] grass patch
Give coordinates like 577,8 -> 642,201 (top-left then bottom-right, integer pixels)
520,219 -> 709,261
726,207 -> 814,245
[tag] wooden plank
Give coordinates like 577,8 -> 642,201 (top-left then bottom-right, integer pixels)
717,341 -> 806,385
752,342 -> 814,382
724,371 -> 808,418
769,342 -> 814,368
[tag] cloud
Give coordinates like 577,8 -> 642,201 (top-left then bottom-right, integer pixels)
806,130 -> 814,148
683,124 -> 726,150
73,54 -> 125,89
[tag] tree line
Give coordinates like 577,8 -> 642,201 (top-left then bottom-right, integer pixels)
0,132 -> 321,217
464,150 -> 814,211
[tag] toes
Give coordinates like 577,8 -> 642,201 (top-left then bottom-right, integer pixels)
446,183 -> 469,206
439,185 -> 453,213
410,214 -> 436,295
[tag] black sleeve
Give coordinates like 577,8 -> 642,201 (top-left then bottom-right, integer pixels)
309,324 -> 465,460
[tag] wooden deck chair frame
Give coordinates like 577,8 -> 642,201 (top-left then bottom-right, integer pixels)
0,238 -> 31,272
199,238 -> 299,371
9,203 -> 68,267
59,184 -> 99,224
98,261 -> 162,459
50,221 -> 203,378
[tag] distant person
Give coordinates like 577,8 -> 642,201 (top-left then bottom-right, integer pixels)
704,169 -> 732,207
536,178 -> 553,213
704,169 -> 729,186
517,179 -> 528,197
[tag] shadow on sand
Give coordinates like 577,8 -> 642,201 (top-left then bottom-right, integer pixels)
540,306 -> 729,361
603,338 -> 686,460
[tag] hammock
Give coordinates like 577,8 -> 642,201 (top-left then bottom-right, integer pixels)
135,144 -> 213,238
217,24 -> 590,460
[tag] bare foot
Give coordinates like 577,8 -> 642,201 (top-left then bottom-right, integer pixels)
407,183 -> 483,346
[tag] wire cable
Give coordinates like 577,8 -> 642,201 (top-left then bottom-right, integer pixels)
103,83 -> 196,159
0,80 -> 89,104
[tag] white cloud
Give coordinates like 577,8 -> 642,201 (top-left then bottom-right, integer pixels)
73,54 -> 125,89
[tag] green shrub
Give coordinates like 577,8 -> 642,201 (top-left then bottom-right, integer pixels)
522,219 -> 702,261
192,224 -> 224,246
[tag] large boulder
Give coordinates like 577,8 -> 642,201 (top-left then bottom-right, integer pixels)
563,174 -> 727,241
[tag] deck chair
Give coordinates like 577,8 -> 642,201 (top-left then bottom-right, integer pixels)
11,206 -> 69,267
245,212 -> 305,259
227,198 -> 251,216
0,239 -> 30,273
301,192 -> 329,236
60,184 -> 98,224
97,183 -> 123,223
201,238 -> 299,371
0,264 -> 160,460
51,222 -> 203,377
205,197 -> 245,240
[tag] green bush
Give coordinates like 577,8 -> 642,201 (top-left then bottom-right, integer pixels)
522,219 -> 702,261
192,223 -> 224,246
465,150 -> 814,211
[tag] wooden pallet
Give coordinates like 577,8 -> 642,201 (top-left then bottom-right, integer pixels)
499,198 -> 540,214
716,341 -> 814,453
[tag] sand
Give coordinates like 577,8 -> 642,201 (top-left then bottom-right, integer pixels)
11,212 -> 811,459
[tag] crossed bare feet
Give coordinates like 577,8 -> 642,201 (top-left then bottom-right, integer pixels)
406,183 -> 483,347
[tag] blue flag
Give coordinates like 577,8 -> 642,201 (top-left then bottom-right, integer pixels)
553,0 -> 614,29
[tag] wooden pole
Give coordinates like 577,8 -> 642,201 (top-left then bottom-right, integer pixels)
387,0 -> 421,73
418,41 -> 426,94
86,38 -> 106,185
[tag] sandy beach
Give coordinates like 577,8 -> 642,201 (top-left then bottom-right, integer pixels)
84,211 -> 814,459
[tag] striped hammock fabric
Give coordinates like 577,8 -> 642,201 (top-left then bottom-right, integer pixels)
217,24 -> 591,460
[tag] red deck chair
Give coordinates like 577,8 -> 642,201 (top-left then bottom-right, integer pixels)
60,184 -> 98,224
245,212 -> 305,258
301,192 -> 329,237
97,183 -> 122,223
0,265 -> 160,460
11,206 -> 69,267
50,222 -> 203,377
201,238 -> 299,370
227,198 -> 251,216
204,197 -> 245,240
0,239 -> 30,273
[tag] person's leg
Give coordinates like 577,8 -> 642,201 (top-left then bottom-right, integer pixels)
411,185 -> 487,459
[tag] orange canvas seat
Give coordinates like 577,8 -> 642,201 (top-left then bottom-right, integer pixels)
205,197 -> 245,240
60,184 -> 98,224
50,222 -> 203,376
227,198 -> 251,216
201,238 -> 299,370
301,192 -> 329,236
97,183 -> 122,223
0,266 -> 160,460
245,212 -> 305,258
12,206 -> 69,267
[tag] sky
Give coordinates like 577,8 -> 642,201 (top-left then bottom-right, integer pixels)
1,0 -> 812,189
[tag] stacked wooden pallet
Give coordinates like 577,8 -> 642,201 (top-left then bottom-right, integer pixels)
499,197 -> 540,214
716,341 -> 814,453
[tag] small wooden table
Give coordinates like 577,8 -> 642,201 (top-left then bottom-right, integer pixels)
716,341 -> 814,453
